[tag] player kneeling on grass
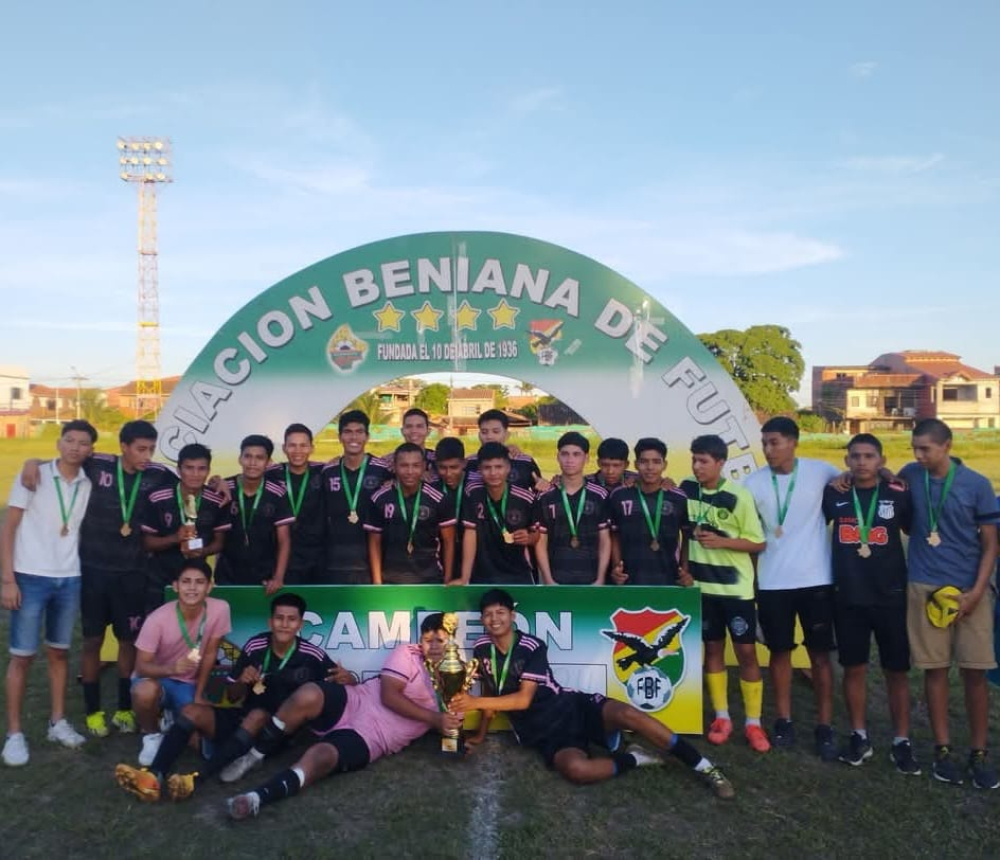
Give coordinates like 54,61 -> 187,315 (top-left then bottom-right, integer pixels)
451,589 -> 734,798
226,612 -> 461,820
129,561 -> 231,767
115,592 -> 355,801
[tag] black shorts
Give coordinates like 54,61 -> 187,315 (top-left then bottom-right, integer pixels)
144,568 -> 174,616
531,692 -> 608,766
314,729 -> 371,773
211,706 -> 248,743
307,680 -> 349,736
758,585 -> 836,652
702,595 -> 757,645
835,604 -> 910,672
81,566 -> 145,641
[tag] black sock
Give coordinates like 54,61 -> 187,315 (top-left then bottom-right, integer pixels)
202,728 -> 255,780
254,717 -> 288,757
118,678 -> 133,712
149,715 -> 196,777
83,682 -> 100,715
670,738 -> 703,770
611,751 -> 637,775
256,768 -> 302,806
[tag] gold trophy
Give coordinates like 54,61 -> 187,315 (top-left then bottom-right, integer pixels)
425,613 -> 478,756
181,492 -> 203,553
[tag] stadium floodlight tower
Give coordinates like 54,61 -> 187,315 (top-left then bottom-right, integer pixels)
117,136 -> 172,418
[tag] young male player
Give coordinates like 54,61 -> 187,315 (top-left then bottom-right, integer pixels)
535,432 -> 610,585
743,417 -> 841,759
465,409 -> 543,491
609,438 -> 690,586
821,433 -> 918,772
269,423 -> 326,584
454,442 -> 538,585
433,437 -> 468,580
453,589 -> 734,798
129,560 -> 231,767
142,443 -> 230,613
113,592 -> 352,801
898,419 -> 999,788
216,435 -> 294,593
321,410 -> 392,583
225,613 -> 461,820
401,407 -> 437,476
591,437 -> 638,489
682,435 -> 769,753
1,420 -> 96,766
366,443 -> 456,584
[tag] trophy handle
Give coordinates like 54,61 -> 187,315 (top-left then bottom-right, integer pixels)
463,658 -> 479,693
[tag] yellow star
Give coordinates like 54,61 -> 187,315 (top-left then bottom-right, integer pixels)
373,301 -> 405,333
453,300 -> 481,331
488,298 -> 519,330
411,300 -> 444,333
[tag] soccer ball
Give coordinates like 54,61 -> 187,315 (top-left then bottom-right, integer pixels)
626,667 -> 673,712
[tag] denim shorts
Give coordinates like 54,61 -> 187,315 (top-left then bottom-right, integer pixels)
9,573 -> 81,656
131,675 -> 196,714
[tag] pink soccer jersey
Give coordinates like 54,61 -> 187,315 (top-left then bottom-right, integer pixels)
134,597 -> 232,683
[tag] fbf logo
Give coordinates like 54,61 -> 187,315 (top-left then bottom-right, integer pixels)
601,607 -> 690,712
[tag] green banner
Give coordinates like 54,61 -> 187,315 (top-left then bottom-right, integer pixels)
213,584 -> 704,734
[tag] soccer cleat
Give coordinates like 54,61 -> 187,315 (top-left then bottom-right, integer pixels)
606,730 -> 623,753
112,710 -> 138,734
969,750 -> 999,790
2,733 -> 29,767
138,732 -> 164,767
47,719 -> 86,749
703,766 -> 735,800
814,724 -> 838,762
220,749 -> 264,784
838,732 -> 873,766
115,764 -> 162,802
625,744 -> 661,768
86,711 -> 110,738
227,792 -> 261,821
889,740 -> 921,776
744,724 -> 771,753
707,717 -> 733,745
772,718 -> 796,748
167,772 -> 199,802
931,746 -> 963,785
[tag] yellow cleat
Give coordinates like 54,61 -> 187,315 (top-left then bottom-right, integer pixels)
167,772 -> 199,802
115,764 -> 161,802
86,711 -> 109,738
112,710 -> 138,734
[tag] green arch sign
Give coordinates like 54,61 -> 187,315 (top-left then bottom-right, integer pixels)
158,232 -> 761,474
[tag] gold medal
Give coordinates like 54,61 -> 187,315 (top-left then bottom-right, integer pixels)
927,531 -> 942,547
60,524 -> 69,537
858,543 -> 872,558
407,541 -> 414,555
120,523 -> 132,537
774,525 -> 784,538
502,529 -> 514,544
570,536 -> 580,549
348,511 -> 359,524
252,680 -> 266,696
187,647 -> 201,662
650,540 -> 660,552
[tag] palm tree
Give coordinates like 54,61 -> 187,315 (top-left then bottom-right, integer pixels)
343,389 -> 389,424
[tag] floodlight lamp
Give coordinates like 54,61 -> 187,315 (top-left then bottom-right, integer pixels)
120,172 -> 128,180
117,140 -> 126,150
153,141 -> 163,150
119,157 -> 127,164
142,157 -> 151,165
157,158 -> 167,166
130,142 -> 141,151
155,173 -> 166,180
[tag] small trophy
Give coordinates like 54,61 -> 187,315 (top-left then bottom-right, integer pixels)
182,492 -> 203,552
425,613 -> 478,756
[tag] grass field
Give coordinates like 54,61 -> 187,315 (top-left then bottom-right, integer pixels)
2,430 -> 1000,857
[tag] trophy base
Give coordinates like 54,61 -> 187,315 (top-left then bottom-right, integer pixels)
183,537 -> 204,552
440,732 -> 465,757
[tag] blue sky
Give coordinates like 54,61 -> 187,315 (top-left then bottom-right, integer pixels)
1,1 -> 997,402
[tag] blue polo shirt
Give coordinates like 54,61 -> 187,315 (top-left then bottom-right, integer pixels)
899,458 -> 998,589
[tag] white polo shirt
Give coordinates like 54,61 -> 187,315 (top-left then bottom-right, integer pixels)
7,459 -> 92,578
743,457 -> 840,591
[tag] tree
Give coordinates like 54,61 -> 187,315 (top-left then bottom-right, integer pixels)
795,409 -> 826,434
414,382 -> 450,415
517,380 -> 534,395
513,403 -> 538,424
698,325 -> 804,417
483,384 -> 509,409
343,389 -> 389,424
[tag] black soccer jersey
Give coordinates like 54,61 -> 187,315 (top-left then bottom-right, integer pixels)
141,485 -> 231,581
215,476 -> 295,585
608,485 -> 689,585
228,631 -> 335,715
434,477 -> 467,581
587,469 -> 639,490
365,481 -> 456,584
267,462 -> 326,582
321,455 -> 392,583
461,483 -> 536,584
80,454 -> 176,573
535,481 -> 610,584
822,482 -> 912,606
465,452 -> 541,491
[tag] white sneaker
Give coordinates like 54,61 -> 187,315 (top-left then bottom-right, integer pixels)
219,749 -> 264,783
2,733 -> 29,767
47,719 -> 85,749
227,792 -> 261,821
625,744 -> 661,767
139,732 -> 163,767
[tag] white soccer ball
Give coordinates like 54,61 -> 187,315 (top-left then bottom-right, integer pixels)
625,666 -> 673,712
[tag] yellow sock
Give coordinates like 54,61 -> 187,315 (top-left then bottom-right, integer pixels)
706,670 -> 729,715
740,678 -> 764,722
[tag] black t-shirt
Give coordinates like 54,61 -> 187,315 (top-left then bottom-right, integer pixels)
433,478 -> 467,581
473,632 -> 573,746
608,485 -> 689,585
466,452 -> 541,491
321,456 -> 393,580
366,481 -> 456,584
822,482 -> 912,606
535,481 -> 610,584
216,477 -> 295,585
80,454 -> 176,573
587,469 -> 639,490
267,463 -> 326,572
229,631 -> 335,715
461,483 -> 536,584
141,485 -> 231,582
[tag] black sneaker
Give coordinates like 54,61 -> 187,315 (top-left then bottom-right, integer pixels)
969,750 -> 1000,790
773,718 -> 796,748
838,732 -> 873,766
932,745 -> 963,785
889,739 -> 921,776
814,724 -> 838,762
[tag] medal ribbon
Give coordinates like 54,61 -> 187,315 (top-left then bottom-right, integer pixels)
175,485 -> 202,523
175,601 -> 207,650
285,465 -> 309,518
53,467 -> 81,532
261,638 -> 297,678
341,455 -> 369,519
491,633 -> 519,694
117,458 -> 141,531
638,489 -> 664,543
486,485 -> 509,532
238,478 -> 265,538
924,461 -> 957,537
850,483 -> 880,545
770,459 -> 798,529
396,481 -> 424,548
559,485 -> 587,543
696,480 -> 726,525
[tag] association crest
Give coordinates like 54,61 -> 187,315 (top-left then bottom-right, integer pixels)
327,324 -> 368,373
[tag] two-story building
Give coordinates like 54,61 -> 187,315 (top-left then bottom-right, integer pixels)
0,365 -> 31,438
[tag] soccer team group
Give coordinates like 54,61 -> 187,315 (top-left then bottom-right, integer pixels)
1,406 -> 997,821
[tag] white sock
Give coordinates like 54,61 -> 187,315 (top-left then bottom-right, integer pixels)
291,766 -> 305,787
249,747 -> 265,762
854,728 -> 868,740
893,736 -> 908,745
715,710 -> 731,721
272,716 -> 286,731
694,758 -> 711,773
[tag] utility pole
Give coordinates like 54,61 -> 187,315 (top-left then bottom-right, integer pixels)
70,366 -> 87,420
